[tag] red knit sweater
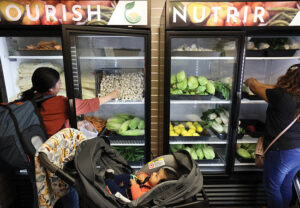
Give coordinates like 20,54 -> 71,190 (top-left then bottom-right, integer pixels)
40,95 -> 99,137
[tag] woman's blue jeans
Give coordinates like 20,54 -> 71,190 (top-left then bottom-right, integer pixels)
263,147 -> 300,208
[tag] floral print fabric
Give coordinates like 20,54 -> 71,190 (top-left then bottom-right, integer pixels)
35,128 -> 87,208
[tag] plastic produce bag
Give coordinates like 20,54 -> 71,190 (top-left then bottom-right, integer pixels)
77,120 -> 98,139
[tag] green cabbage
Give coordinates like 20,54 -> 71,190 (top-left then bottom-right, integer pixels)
206,81 -> 215,95
176,70 -> 186,82
202,144 -> 215,160
138,120 -> 145,130
129,117 -> 140,130
118,120 -> 130,134
196,86 -> 206,94
198,76 -> 208,86
119,129 -> 145,136
196,148 -> 204,160
107,117 -> 126,124
106,122 -> 122,132
184,147 -> 192,154
177,78 -> 187,90
114,114 -> 133,120
171,74 -> 177,85
188,76 -> 199,90
171,144 -> 184,152
237,148 -> 251,159
171,89 -> 183,95
190,149 -> 198,160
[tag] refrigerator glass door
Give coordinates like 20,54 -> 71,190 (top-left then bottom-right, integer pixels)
168,33 -> 243,174
235,35 -> 300,172
0,36 -> 65,102
64,28 -> 149,169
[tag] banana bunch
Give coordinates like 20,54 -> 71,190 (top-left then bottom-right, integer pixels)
170,121 -> 203,137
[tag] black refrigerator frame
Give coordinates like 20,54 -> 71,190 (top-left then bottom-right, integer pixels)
164,30 -> 246,178
164,1 -> 300,178
0,24 -> 152,164
62,25 -> 152,163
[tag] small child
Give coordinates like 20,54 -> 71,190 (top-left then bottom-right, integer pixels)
105,168 -> 178,200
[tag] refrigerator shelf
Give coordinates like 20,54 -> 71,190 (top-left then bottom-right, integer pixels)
170,99 -> 230,104
79,56 -> 144,60
129,161 -> 144,169
109,138 -> 145,146
241,99 -> 266,104
171,56 -> 234,60
234,159 -> 255,166
104,100 -> 145,105
170,95 -> 212,100
8,56 -> 63,60
171,51 -> 222,57
236,135 -> 258,144
197,161 -> 225,167
196,152 -> 223,165
246,56 -> 300,60
170,136 -> 227,144
236,154 -> 255,164
234,166 -> 263,172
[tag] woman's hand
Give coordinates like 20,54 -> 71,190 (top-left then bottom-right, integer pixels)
99,89 -> 120,105
109,89 -> 121,99
244,77 -> 257,88
244,77 -> 269,102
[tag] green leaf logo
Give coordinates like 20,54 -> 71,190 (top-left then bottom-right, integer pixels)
125,1 -> 135,10
124,1 -> 142,24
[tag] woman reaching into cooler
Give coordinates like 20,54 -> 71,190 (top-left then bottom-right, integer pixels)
21,67 -> 120,137
245,64 -> 300,208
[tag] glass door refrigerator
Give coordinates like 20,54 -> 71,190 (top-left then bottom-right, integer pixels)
62,25 -> 151,169
164,31 -> 244,176
164,0 -> 300,205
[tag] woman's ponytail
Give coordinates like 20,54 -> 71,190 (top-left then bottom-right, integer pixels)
20,87 -> 35,101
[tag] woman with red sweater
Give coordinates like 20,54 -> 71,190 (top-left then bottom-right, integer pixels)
21,67 -> 120,208
21,67 -> 120,137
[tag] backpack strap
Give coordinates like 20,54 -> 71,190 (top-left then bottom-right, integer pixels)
32,94 -> 55,107
30,95 -> 55,137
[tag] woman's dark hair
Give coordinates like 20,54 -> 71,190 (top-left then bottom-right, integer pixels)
21,67 -> 60,100
275,64 -> 300,116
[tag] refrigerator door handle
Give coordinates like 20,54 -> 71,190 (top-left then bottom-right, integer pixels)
236,91 -> 242,100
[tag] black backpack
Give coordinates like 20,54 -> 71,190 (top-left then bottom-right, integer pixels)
0,96 -> 53,169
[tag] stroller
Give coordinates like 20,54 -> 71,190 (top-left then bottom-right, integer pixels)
38,136 -> 209,208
